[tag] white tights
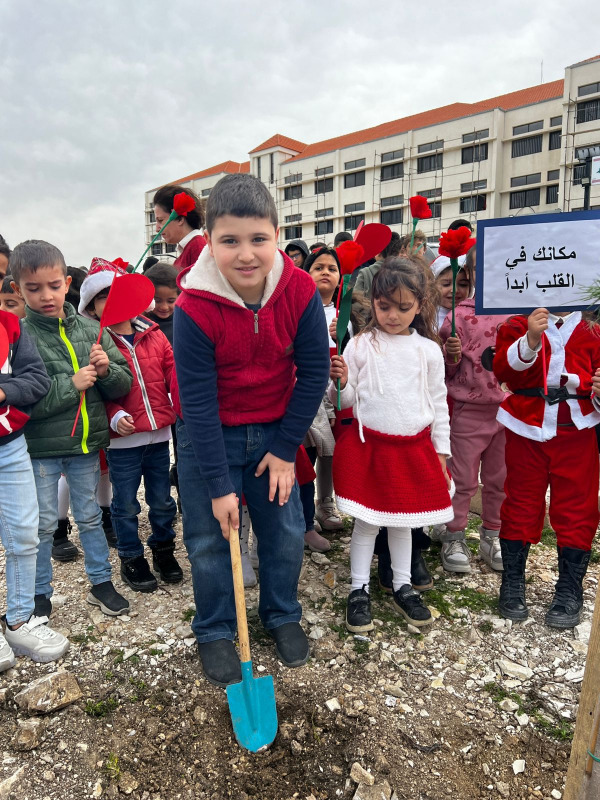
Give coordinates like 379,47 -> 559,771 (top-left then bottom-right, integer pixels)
57,471 -> 113,519
350,519 -> 411,593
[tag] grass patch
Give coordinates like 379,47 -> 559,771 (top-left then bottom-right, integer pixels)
484,682 -> 573,742
71,626 -> 99,646
478,620 -> 493,634
329,622 -> 347,641
246,615 -> 272,645
425,576 -> 497,617
104,752 -> 121,781
540,527 -> 556,547
353,638 -> 370,655
181,607 -> 195,623
84,696 -> 119,718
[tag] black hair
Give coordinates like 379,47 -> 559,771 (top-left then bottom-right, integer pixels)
66,266 -> 87,307
382,231 -> 402,258
1,275 -> 15,293
448,218 -> 473,232
145,262 -> 179,291
142,256 -> 159,273
9,240 -> 67,284
153,185 -> 204,231
302,246 -> 340,274
334,231 -> 353,247
205,174 -> 278,233
0,234 -> 10,261
310,242 -> 327,252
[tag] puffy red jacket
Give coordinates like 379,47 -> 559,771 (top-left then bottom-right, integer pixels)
105,316 -> 176,436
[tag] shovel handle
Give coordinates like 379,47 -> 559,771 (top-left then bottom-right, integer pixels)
229,526 -> 251,663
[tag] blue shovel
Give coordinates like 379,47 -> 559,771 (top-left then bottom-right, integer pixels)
226,526 -> 278,752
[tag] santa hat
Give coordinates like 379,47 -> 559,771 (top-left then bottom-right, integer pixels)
430,254 -> 467,279
79,257 -> 154,319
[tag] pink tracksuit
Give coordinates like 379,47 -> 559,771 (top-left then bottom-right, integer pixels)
440,298 -> 508,532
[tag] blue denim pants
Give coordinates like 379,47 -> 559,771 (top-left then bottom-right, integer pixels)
106,442 -> 176,559
176,419 -> 305,644
32,452 -> 112,598
0,435 -> 39,625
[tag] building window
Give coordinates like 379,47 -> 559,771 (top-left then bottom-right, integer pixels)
511,173 -> 541,187
430,202 -> 441,218
417,139 -> 444,153
201,188 -> 211,197
461,143 -> 488,163
509,188 -> 540,209
315,166 -> 333,177
511,135 -> 543,157
549,130 -> 561,150
513,120 -> 543,135
284,184 -> 302,200
344,214 -> 365,230
460,179 -> 487,192
546,185 -> 559,205
151,243 -> 162,256
148,210 -> 156,223
380,208 -> 403,225
419,188 -> 441,199
344,171 -> 366,188
344,158 -> 366,170
577,99 -> 600,124
459,195 -> 486,214
284,213 -> 302,223
284,173 -> 302,184
269,153 -> 274,184
462,129 -> 489,143
314,178 -> 334,194
344,202 -> 365,213
256,156 -> 261,181
315,207 -> 334,218
579,82 -> 600,97
547,169 -> 560,181
381,149 -> 404,162
417,153 -> 443,173
314,220 -> 333,235
284,225 -> 303,240
573,164 -> 588,185
380,162 -> 404,181
165,244 -> 176,254
380,194 -> 404,207
550,115 -> 562,127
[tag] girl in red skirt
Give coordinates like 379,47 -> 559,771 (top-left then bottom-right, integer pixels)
330,259 -> 453,632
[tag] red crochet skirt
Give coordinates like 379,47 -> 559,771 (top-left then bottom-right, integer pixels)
333,422 -> 454,527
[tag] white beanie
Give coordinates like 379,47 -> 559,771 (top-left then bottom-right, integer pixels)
78,257 -> 155,319
430,254 -> 467,279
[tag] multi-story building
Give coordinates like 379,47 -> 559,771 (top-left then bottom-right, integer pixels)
145,55 -> 600,255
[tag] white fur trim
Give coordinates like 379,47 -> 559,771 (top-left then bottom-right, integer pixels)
507,337 -> 538,371
181,245 -> 284,308
497,406 -> 550,442
337,496 -> 454,527
79,271 -> 117,318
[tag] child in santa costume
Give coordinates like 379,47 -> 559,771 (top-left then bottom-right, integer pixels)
493,307 -> 600,627
329,259 -> 453,632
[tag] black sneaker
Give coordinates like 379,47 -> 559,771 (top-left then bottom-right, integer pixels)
411,548 -> 434,591
101,506 -> 118,548
150,544 -> 183,584
197,639 -> 241,687
86,581 -> 130,616
52,519 -> 79,562
269,622 -> 310,667
34,594 -> 52,618
120,555 -> 158,593
346,586 -> 374,633
393,584 -> 432,627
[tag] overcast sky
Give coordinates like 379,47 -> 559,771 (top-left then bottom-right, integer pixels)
1,0 -> 599,266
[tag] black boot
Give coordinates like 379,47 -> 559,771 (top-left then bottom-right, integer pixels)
52,519 -> 79,562
101,506 -> 117,548
498,539 -> 530,620
120,555 -> 158,593
150,543 -> 183,584
375,528 -> 393,593
411,547 -> 433,591
545,547 -> 590,629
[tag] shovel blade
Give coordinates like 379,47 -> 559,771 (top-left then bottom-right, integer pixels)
226,661 -> 278,753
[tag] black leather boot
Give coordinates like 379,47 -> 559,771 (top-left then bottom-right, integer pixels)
545,546 -> 590,629
498,539 -> 530,620
52,518 -> 79,562
150,543 -> 183,584
101,506 -> 117,548
376,530 -> 393,594
411,547 -> 433,591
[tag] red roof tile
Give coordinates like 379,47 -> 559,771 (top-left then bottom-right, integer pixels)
249,134 -> 307,154
151,160 -> 250,191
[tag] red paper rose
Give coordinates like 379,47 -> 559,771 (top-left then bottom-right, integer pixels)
112,257 -> 129,272
438,227 -> 476,259
336,241 -> 365,276
173,192 -> 196,217
409,195 -> 433,220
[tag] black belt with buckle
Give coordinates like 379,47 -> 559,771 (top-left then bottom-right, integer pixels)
513,386 -> 589,405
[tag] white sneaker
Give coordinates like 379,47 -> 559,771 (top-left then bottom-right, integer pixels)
4,616 -> 70,664
479,527 -> 503,571
0,631 -> 16,672
315,497 -> 344,531
441,533 -> 472,573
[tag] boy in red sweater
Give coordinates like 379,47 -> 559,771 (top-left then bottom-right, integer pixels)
173,174 -> 330,686
80,259 -> 181,593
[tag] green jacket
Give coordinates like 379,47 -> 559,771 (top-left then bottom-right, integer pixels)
22,302 -> 133,458
353,260 -> 382,299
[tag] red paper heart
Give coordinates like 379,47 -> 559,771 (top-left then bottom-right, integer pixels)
101,273 -> 155,328
0,322 -> 8,368
355,223 -> 393,263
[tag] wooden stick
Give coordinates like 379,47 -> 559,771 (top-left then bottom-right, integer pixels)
229,526 -> 251,664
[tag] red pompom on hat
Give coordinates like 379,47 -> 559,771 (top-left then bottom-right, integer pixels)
78,257 -> 154,319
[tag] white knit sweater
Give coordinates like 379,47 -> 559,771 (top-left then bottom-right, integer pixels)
328,329 -> 451,455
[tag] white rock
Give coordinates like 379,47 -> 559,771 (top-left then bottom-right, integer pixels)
350,763 -> 374,786
384,696 -> 397,708
497,659 -> 533,681
574,619 -> 592,643
309,627 -> 325,640
311,553 -> 330,566
515,713 -> 529,726
500,698 -> 519,712
304,612 -> 319,625
407,624 -> 420,635
326,698 -> 341,712
564,668 -> 585,683
512,759 -> 525,775
551,791 -> 562,799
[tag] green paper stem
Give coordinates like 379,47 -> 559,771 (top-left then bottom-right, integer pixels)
409,218 -> 418,251
132,210 -> 178,273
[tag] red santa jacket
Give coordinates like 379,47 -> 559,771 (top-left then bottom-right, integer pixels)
105,316 -> 176,436
493,312 -> 600,442
174,232 -> 206,272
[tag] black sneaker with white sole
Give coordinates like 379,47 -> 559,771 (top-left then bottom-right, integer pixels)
120,555 -> 158,593
346,586 -> 374,633
86,581 -> 130,616
392,584 -> 432,626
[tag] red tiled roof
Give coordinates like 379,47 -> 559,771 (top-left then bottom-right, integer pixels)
283,79 -> 565,164
151,160 -> 250,191
570,54 -> 600,66
249,134 -> 307,154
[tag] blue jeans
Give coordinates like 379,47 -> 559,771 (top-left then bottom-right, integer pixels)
177,419 -> 305,644
0,436 -> 39,625
106,442 -> 176,559
32,452 -> 112,597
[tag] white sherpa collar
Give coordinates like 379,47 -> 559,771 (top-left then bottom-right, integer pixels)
181,245 -> 285,308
